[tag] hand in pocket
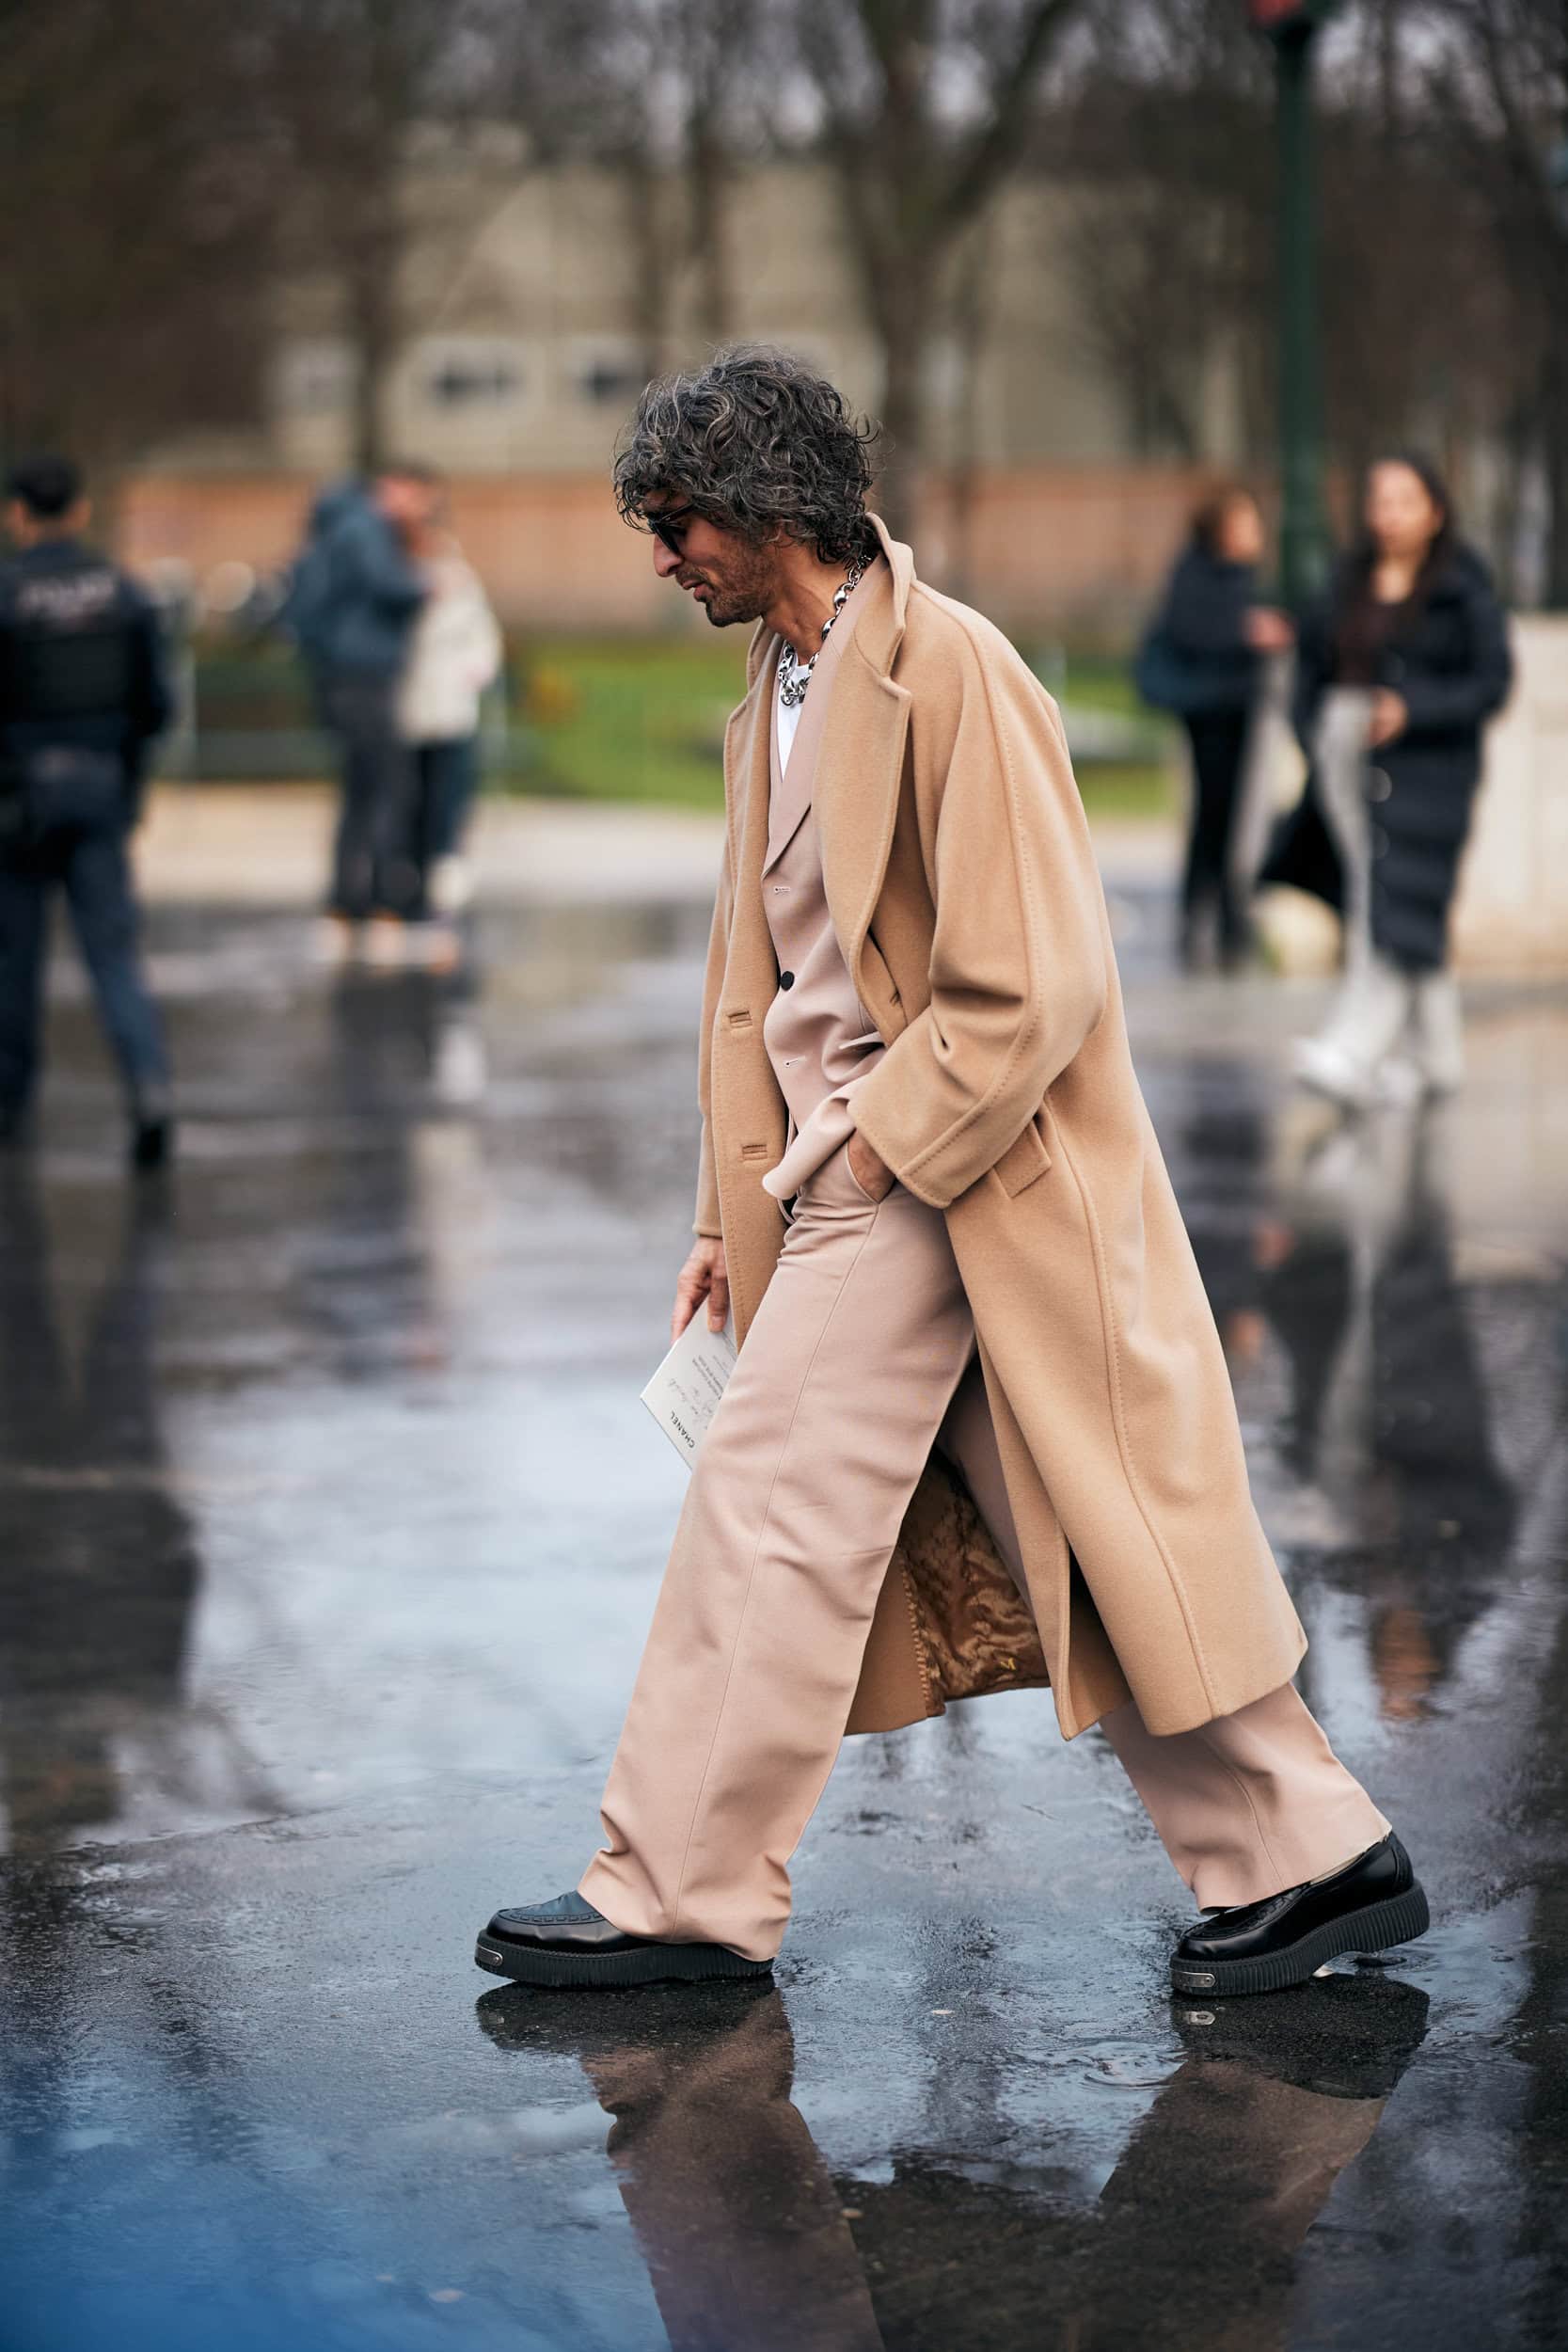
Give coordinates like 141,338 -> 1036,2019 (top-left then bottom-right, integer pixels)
846,1131 -> 895,1202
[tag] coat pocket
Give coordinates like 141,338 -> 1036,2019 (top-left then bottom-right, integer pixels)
992,1112 -> 1053,1198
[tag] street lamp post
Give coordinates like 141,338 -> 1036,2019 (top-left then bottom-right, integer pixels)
1249,1 -> 1339,611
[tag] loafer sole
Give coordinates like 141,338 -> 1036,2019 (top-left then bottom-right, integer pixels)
473,1932 -> 773,1988
1171,1880 -> 1431,1997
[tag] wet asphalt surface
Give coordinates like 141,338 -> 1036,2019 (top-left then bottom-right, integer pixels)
2,881 -> 1567,2351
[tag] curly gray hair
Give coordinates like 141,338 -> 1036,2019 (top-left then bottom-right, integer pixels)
612,346 -> 879,565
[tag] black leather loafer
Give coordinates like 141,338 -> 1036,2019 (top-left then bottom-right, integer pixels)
1170,1834 -> 1430,1997
474,1890 -> 773,1988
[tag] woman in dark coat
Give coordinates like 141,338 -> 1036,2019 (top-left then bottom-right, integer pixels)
1154,487 -> 1294,969
1289,454 -> 1513,1105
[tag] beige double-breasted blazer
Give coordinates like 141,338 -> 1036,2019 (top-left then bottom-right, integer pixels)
693,519 -> 1306,1740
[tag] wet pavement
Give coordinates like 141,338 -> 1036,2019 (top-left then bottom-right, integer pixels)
2,868 -> 1568,2351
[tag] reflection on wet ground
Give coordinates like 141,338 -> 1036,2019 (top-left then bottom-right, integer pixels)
475,1970 -> 1433,2352
2,895 -> 1566,2350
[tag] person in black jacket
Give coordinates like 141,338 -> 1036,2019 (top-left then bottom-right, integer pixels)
1156,488 -> 1293,970
0,456 -> 174,1167
1290,454 -> 1512,1106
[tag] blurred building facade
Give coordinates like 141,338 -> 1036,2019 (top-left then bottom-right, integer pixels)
121,144 -> 1243,636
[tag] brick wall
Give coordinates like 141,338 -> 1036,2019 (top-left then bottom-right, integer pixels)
120,466 -> 1214,640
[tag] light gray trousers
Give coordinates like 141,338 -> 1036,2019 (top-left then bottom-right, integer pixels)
1307,689 -> 1463,1094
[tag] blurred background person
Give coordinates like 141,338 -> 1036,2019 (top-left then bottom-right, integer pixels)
395,484 -> 502,974
282,464 -> 433,966
0,457 -> 173,1168
1136,486 -> 1293,972
1288,454 -> 1512,1108
279,476 -> 363,720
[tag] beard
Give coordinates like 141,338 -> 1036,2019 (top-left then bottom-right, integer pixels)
679,538 -> 777,628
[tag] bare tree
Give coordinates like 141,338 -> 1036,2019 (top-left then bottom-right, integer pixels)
0,0 -> 274,477
1430,0 -> 1568,602
1318,117 -> 1504,488
255,0 -> 472,473
1053,2 -> 1274,467
505,0 -> 677,379
500,0 -> 771,376
1058,0 -> 1541,569
792,0 -> 1085,539
677,0 -> 769,343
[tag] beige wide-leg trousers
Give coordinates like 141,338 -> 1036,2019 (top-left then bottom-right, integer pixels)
581,1141 -> 1387,1963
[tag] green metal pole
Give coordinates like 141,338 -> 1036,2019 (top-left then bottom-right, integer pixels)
1275,20 -> 1330,611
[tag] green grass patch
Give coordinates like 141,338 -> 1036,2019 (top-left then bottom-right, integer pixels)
512,635 -> 1175,820
1075,762 -> 1178,821
514,636 -> 747,810
1052,658 -> 1149,721
181,631 -> 1175,817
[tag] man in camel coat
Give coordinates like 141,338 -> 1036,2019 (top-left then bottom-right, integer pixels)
476,349 -> 1429,1999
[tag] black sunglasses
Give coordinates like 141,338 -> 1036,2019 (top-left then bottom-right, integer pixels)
648,503 -> 697,556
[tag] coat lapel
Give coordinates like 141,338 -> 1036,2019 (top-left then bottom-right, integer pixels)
815,519 -> 914,1019
727,518 -> 915,1033
725,658 -> 783,1016
763,557 -> 879,876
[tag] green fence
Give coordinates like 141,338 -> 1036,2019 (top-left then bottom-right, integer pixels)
161,640 -> 531,785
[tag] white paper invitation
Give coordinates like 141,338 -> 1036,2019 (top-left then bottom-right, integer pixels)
640,1311 -> 736,1468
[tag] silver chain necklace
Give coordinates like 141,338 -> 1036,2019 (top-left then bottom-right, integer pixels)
778,560 -> 867,708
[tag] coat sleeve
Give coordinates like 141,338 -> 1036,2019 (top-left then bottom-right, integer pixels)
1399,577 -> 1513,737
692,831 -> 734,1239
848,638 -> 1108,1211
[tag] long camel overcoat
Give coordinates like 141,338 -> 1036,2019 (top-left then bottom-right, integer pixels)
692,519 -> 1306,1740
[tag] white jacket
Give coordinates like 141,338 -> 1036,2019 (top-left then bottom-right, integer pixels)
396,550 -> 502,742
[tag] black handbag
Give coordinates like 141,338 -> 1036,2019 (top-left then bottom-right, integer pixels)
1256,779 -> 1344,913
1133,624 -> 1246,719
